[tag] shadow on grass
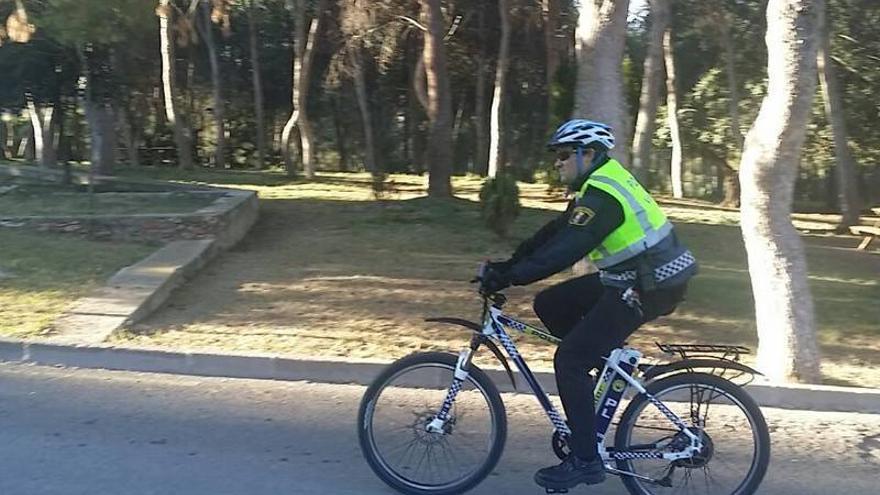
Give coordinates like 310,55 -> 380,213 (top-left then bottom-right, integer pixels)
114,191 -> 879,386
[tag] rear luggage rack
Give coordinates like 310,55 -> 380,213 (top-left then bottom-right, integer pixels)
647,343 -> 758,385
655,343 -> 751,362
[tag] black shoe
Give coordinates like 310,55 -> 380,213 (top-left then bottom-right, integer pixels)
534,455 -> 606,491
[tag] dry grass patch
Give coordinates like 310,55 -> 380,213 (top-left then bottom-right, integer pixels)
0,230 -> 153,338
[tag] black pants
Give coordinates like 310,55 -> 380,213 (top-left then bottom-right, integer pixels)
533,273 -> 687,461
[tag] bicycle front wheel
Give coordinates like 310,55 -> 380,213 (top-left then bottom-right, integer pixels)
614,372 -> 770,495
357,352 -> 507,495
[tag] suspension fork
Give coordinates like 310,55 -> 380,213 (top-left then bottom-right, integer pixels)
426,334 -> 482,433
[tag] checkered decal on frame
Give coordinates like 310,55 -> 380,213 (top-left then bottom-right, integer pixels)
612,451 -> 665,460
647,395 -> 688,431
549,410 -> 571,436
437,379 -> 463,420
495,329 -> 521,359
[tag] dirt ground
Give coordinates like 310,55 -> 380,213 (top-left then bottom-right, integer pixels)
113,174 -> 880,388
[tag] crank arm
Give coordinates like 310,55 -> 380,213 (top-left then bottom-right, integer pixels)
605,466 -> 673,487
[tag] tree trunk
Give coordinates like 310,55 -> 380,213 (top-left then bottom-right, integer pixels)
421,0 -> 453,197
351,47 -> 377,175
0,121 -> 7,160
631,0 -> 669,179
102,104 -> 117,175
332,95 -> 349,171
663,28 -> 683,198
79,48 -> 116,176
149,85 -> 163,142
716,11 -> 743,204
55,98 -> 71,181
412,57 -> 429,113
247,0 -> 267,169
272,114 -> 283,154
721,17 -> 744,150
488,0 -> 510,178
157,0 -> 194,169
543,0 -> 560,127
721,163 -> 740,207
403,97 -> 411,167
409,94 -> 425,174
26,99 -> 44,164
282,0 -> 323,178
817,13 -> 861,228
84,99 -> 116,176
118,106 -> 140,167
572,0 -> 629,276
199,1 -> 226,169
452,90 -> 468,172
738,0 -> 823,384
3,121 -> 16,160
22,124 -> 35,160
299,107 -> 316,178
574,0 -> 631,159
25,95 -> 57,168
281,2 -> 303,177
71,108 -> 85,161
474,5 -> 489,175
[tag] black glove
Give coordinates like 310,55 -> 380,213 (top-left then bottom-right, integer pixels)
481,267 -> 511,294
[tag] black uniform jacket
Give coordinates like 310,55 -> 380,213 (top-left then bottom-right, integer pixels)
507,170 -> 624,286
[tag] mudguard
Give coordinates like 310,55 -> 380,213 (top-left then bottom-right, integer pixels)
425,317 -> 517,390
640,358 -> 763,381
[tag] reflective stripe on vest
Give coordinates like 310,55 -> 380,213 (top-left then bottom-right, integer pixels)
576,160 -> 672,269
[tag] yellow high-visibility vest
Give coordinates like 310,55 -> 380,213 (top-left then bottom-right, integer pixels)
576,159 -> 672,269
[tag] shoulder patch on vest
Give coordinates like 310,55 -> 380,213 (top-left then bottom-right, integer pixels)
569,206 -> 596,226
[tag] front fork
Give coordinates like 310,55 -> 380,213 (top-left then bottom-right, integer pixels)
426,336 -> 480,434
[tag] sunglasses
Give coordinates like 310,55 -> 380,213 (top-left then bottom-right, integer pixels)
555,149 -> 575,161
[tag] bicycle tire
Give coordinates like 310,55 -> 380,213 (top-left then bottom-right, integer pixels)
358,352 -> 507,495
614,372 -> 770,495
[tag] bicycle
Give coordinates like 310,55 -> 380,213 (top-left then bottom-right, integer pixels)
358,265 -> 770,495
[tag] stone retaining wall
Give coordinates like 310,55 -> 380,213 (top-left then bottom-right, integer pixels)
3,191 -> 257,246
0,164 -> 258,246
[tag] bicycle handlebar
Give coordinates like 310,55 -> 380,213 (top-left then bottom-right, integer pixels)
471,262 -> 508,308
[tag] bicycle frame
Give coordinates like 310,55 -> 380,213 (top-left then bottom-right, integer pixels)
426,300 -> 702,465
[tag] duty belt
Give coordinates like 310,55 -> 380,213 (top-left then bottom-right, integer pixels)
600,250 -> 696,285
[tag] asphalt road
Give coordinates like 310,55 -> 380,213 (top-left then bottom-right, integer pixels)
0,362 -> 878,495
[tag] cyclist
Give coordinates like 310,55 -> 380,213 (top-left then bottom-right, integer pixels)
480,119 -> 697,492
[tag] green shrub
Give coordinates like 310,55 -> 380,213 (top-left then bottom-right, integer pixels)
479,174 -> 521,237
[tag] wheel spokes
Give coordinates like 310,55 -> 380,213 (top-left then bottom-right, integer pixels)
362,360 -> 500,491
618,378 -> 767,495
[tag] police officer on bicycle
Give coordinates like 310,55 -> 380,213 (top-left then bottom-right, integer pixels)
480,119 -> 698,492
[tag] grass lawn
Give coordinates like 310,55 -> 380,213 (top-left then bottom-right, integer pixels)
104,168 -> 880,388
0,230 -> 154,338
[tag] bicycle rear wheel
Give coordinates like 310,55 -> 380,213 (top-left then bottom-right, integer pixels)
358,352 -> 507,495
614,372 -> 770,495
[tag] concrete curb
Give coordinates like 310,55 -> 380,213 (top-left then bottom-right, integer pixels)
1,339 -> 878,415
47,239 -> 218,345
114,239 -> 219,325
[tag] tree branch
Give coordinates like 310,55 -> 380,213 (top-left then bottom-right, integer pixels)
396,15 -> 426,32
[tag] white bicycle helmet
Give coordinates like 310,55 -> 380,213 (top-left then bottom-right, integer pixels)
548,119 -> 615,150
